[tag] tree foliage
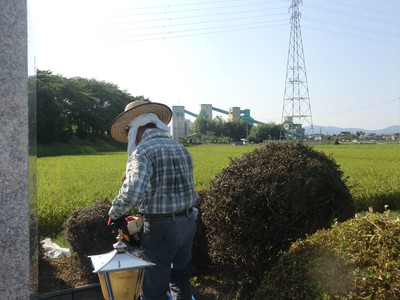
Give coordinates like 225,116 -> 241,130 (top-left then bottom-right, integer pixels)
190,118 -> 252,141
37,70 -> 282,144
36,70 -> 144,144
190,118 -> 283,143
247,123 -> 281,143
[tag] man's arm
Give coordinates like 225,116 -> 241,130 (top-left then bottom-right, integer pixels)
108,153 -> 150,219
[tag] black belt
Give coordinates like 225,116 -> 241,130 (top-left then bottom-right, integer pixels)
143,208 -> 193,221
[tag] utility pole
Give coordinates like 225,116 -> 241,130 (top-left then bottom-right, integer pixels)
280,0 -> 314,140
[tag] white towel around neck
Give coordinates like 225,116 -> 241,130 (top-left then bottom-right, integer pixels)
126,113 -> 170,157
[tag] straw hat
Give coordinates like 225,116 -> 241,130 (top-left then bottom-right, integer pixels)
110,100 -> 172,143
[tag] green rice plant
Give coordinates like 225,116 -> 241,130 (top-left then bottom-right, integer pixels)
37,145 -> 258,237
37,153 -> 127,236
314,143 -> 400,212
188,144 -> 260,190
37,143 -> 400,237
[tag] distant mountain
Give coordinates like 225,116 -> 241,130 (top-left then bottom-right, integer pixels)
304,125 -> 399,135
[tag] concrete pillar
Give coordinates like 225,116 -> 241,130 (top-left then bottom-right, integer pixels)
0,0 -> 38,298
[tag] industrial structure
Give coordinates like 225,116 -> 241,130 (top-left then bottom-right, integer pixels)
280,0 -> 314,140
171,106 -> 192,140
171,104 -> 264,139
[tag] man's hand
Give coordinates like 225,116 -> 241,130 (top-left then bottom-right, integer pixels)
108,215 -> 133,245
107,216 -> 125,228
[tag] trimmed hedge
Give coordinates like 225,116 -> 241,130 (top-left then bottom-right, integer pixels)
255,212 -> 400,299
64,199 -> 115,271
63,198 -> 211,274
201,142 -> 355,299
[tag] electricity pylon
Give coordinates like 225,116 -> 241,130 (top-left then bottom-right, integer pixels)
280,0 -> 314,140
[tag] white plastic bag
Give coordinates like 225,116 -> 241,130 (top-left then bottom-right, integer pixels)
40,238 -> 71,258
126,215 -> 144,235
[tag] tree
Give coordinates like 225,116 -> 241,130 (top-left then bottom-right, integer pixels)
36,70 -> 71,143
247,123 -> 281,143
223,120 -> 249,141
65,77 -> 139,137
36,70 -> 141,144
191,118 -> 209,134
190,118 -> 250,141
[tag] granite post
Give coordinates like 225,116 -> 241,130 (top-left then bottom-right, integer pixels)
0,0 -> 38,298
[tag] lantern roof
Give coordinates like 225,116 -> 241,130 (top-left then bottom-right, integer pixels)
89,250 -> 154,273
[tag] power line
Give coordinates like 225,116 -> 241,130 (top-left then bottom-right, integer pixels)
100,0 -> 285,14
302,25 -> 400,45
320,0 -> 400,18
85,0 -> 400,45
83,2 -> 291,43
299,2 -> 400,45
303,16 -> 400,39
303,3 -> 400,27
84,21 -> 288,44
141,22 -> 287,42
93,6 -> 288,27
314,98 -> 399,118
88,12 -> 288,39
46,0 -> 399,46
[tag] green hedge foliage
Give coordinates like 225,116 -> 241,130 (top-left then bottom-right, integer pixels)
255,212 -> 400,299
201,142 -> 356,299
64,199 -> 115,271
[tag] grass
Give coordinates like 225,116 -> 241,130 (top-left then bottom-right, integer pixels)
37,142 -> 400,238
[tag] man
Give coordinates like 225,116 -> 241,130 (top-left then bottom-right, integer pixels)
108,100 -> 200,300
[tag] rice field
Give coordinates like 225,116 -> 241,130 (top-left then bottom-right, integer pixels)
314,143 -> 400,212
37,142 -> 400,237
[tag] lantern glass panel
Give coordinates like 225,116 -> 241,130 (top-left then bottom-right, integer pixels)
98,269 -> 145,300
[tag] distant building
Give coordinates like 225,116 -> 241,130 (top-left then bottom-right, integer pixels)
228,107 -> 241,122
314,134 -> 323,141
339,131 -> 352,136
171,106 -> 192,140
382,134 -> 395,141
200,104 -> 212,119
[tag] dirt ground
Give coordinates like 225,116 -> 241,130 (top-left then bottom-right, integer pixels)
38,251 -> 236,300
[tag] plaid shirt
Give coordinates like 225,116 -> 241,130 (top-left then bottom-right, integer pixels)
109,128 -> 200,219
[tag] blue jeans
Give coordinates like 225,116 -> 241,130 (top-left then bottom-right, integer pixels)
140,211 -> 197,300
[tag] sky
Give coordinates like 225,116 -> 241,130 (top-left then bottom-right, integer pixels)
29,0 -> 400,130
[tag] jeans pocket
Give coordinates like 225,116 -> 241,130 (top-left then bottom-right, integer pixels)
143,230 -> 178,263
